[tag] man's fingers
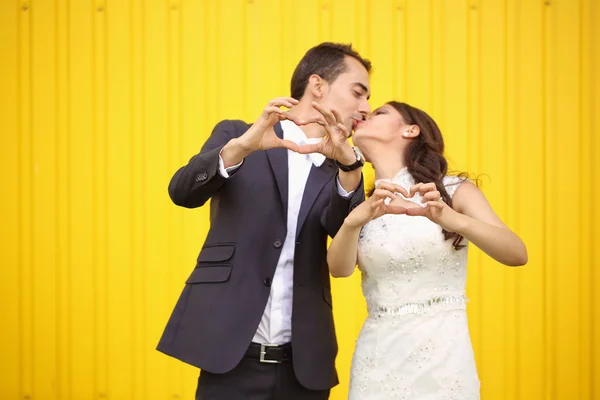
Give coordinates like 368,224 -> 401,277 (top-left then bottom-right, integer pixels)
267,97 -> 299,108
336,123 -> 351,139
301,116 -> 327,126
297,143 -> 322,155
276,139 -> 300,152
311,101 -> 337,125
331,109 -> 344,124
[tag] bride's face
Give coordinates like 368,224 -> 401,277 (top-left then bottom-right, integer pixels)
353,104 -> 407,157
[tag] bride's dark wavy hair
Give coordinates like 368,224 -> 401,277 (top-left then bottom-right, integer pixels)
368,101 -> 475,250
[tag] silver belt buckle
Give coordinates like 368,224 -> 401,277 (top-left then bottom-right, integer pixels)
259,343 -> 281,364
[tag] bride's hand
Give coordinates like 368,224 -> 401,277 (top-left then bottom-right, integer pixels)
344,182 -> 408,228
404,182 -> 461,232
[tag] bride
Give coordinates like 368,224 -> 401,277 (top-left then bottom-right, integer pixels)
326,101 -> 528,399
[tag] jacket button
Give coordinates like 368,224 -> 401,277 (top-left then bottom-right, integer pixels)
263,277 -> 272,287
273,240 -> 283,248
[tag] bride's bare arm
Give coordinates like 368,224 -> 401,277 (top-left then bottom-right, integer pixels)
327,221 -> 363,277
452,181 -> 528,266
327,182 -> 407,277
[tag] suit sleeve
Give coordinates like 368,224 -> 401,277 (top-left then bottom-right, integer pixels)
320,172 -> 366,238
168,120 -> 247,208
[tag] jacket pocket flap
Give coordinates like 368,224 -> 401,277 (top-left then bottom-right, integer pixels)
186,266 -> 232,283
197,245 -> 235,263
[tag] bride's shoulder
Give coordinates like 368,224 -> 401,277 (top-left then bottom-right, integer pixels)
442,174 -> 472,198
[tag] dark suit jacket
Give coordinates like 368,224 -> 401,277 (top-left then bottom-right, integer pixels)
156,120 -> 365,390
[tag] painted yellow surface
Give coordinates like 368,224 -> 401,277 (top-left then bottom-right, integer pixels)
1,0 -> 599,399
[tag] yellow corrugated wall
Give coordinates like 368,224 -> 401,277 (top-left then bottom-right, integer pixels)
1,0 -> 598,399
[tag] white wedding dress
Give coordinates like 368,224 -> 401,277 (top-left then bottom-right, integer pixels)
348,168 -> 480,400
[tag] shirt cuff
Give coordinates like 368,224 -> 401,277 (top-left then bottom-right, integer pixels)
218,152 -> 243,178
336,177 -> 355,198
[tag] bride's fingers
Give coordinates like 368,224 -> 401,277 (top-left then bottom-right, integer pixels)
372,189 -> 396,202
380,184 -> 410,199
422,191 -> 441,203
405,200 -> 443,217
377,182 -> 407,196
405,206 -> 426,217
384,205 -> 407,215
394,186 -> 410,198
371,199 -> 385,209
410,182 -> 437,197
377,181 -> 396,191
425,200 -> 444,210
408,182 -> 423,198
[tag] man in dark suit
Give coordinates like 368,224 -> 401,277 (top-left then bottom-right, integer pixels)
157,42 -> 371,400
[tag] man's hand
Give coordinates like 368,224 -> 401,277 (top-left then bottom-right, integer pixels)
296,102 -> 357,165
221,97 -> 321,168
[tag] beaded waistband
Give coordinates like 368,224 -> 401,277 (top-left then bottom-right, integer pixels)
369,294 -> 469,317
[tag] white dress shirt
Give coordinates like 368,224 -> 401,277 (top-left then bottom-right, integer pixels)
218,120 -> 353,344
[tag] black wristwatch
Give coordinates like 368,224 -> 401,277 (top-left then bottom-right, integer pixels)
335,146 -> 365,172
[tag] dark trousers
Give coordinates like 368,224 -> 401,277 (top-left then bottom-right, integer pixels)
195,354 -> 330,400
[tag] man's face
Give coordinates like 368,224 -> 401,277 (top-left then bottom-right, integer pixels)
320,56 -> 371,133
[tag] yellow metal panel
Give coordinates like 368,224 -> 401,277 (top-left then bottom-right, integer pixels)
129,0 -> 147,398
0,1 -> 21,398
31,0 -> 59,398
405,0 -> 432,110
505,1 -> 519,398
515,1 -> 546,399
55,0 -> 71,398
551,1 -> 582,398
16,2 -> 34,399
143,1 -> 171,399
93,1 -> 109,398
166,1 -> 188,399
1,1 -> 599,399
591,3 -> 600,399
366,0 -> 395,106
479,1 -> 509,397
245,0 -> 283,115
579,1 -> 593,399
106,1 -> 134,399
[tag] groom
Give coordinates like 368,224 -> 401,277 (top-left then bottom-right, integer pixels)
157,42 -> 371,399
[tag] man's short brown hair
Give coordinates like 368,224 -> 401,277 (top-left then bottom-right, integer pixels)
290,42 -> 372,100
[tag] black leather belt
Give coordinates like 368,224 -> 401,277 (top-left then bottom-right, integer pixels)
245,342 -> 292,363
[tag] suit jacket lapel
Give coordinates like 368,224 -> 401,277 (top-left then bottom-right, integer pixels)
295,159 -> 337,238
266,122 -> 289,219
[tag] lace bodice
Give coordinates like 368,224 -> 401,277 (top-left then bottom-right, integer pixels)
358,168 -> 468,315
349,168 -> 480,399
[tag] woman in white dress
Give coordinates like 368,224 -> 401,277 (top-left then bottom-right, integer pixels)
326,102 -> 528,399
